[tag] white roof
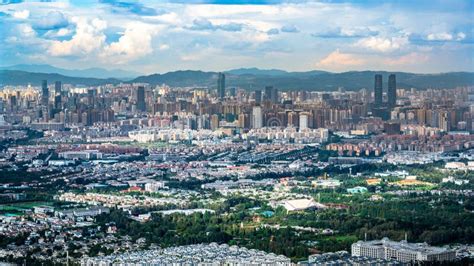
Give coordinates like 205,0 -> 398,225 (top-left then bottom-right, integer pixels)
283,198 -> 317,211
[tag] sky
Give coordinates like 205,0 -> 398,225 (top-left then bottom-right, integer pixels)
0,0 -> 473,74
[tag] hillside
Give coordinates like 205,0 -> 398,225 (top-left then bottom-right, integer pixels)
131,70 -> 474,90
1,69 -> 473,90
0,70 -> 120,86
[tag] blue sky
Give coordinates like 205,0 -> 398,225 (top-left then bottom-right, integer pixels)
0,0 -> 473,74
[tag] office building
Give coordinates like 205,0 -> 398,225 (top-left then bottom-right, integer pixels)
217,72 -> 225,100
388,74 -> 396,107
351,238 -> 456,263
264,86 -> 278,103
41,80 -> 49,106
299,113 -> 309,129
252,106 -> 263,129
254,90 -> 262,104
374,74 -> 383,107
54,81 -> 62,96
137,86 -> 146,112
211,114 -> 219,130
229,87 -> 236,97
384,121 -> 401,134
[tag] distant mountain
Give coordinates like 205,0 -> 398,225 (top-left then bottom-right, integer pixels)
131,70 -> 474,90
0,70 -> 120,86
0,64 -> 142,79
226,67 -> 328,77
132,70 -> 216,87
226,68 -> 290,76
1,68 -> 473,90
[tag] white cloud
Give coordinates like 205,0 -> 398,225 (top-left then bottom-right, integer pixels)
18,24 -> 36,38
33,11 -> 68,30
355,36 -> 408,52
456,32 -> 466,40
102,22 -> 160,63
385,52 -> 429,66
159,44 -> 170,51
48,17 -> 107,57
13,10 -> 30,19
426,32 -> 465,41
316,49 -> 366,70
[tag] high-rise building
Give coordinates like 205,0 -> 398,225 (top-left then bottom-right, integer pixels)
54,95 -> 62,109
384,121 -> 401,135
229,87 -> 236,97
254,90 -> 262,104
374,74 -> 382,107
252,106 -> 263,129
272,88 -> 278,104
388,74 -> 396,107
41,80 -> 49,106
264,86 -> 278,103
54,81 -> 62,96
299,113 -> 309,129
217,73 -> 225,99
211,114 -> 220,130
137,86 -> 146,112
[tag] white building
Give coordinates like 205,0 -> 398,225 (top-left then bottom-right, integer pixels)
144,181 -> 166,192
252,106 -> 263,129
299,113 -> 308,130
351,238 -> 456,263
59,150 -> 102,160
282,198 -> 325,212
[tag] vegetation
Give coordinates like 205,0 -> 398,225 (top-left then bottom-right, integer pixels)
95,191 -> 474,262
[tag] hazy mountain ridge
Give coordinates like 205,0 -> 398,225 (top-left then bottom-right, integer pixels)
131,70 -> 474,90
1,68 -> 473,90
0,70 -> 121,86
0,64 -> 142,80
226,68 -> 329,77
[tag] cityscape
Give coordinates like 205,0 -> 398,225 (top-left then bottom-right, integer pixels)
0,0 -> 473,266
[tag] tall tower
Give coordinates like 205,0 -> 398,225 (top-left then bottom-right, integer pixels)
54,81 -> 62,96
254,90 -> 262,104
388,74 -> 396,107
137,86 -> 146,112
374,74 -> 382,107
252,106 -> 263,129
217,72 -> 225,100
41,80 -> 49,106
264,86 -> 278,103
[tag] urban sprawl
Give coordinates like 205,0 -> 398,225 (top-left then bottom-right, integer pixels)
0,73 -> 473,265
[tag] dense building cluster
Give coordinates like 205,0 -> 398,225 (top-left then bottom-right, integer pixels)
81,243 -> 291,265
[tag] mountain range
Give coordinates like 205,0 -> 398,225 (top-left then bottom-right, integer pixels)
0,65 -> 473,90
0,64 -> 141,80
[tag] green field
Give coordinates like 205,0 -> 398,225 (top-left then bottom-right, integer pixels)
0,201 -> 53,211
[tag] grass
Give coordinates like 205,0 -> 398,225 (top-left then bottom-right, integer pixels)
0,201 -> 53,211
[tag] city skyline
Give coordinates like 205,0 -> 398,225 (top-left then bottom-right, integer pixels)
1,0 -> 473,74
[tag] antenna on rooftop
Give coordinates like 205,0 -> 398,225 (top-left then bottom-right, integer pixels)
405,232 -> 408,242
364,232 -> 367,241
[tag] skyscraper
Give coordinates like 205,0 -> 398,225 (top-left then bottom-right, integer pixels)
254,90 -> 262,104
217,73 -> 225,100
41,80 -> 49,106
137,86 -> 146,112
54,81 -> 62,109
264,86 -> 278,103
229,87 -> 236,97
374,74 -> 382,107
388,74 -> 396,107
252,106 -> 263,129
54,81 -> 62,96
